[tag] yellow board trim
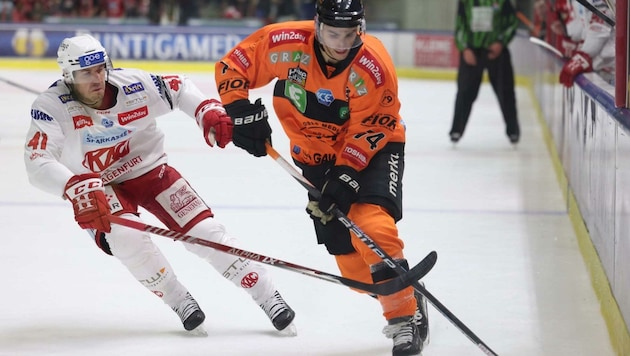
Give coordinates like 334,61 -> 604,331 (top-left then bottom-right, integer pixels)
526,84 -> 630,356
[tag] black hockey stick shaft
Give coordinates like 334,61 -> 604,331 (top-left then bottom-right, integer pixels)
266,143 -> 499,356
574,0 -> 615,26
109,215 -> 436,296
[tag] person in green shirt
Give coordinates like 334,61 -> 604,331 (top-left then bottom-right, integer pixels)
449,0 -> 520,144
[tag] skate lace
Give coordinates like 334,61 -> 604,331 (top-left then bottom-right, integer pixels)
260,291 -> 287,322
382,320 -> 415,346
172,292 -> 200,323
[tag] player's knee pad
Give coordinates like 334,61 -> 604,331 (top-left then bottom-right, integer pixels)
370,258 -> 409,283
182,217 -> 229,259
105,217 -> 156,265
314,219 -> 355,255
334,252 -> 372,284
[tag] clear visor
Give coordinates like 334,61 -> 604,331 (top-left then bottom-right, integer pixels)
316,20 -> 364,51
70,63 -> 109,84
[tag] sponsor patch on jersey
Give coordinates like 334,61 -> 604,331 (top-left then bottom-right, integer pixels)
125,94 -> 148,107
316,88 -> 334,107
31,109 -> 53,121
58,94 -> 74,103
339,106 -> 350,120
67,104 -> 85,115
229,47 -> 252,71
118,106 -> 148,125
269,29 -> 309,48
355,52 -> 384,88
156,178 -> 206,227
284,81 -> 307,113
84,127 -> 132,145
380,89 -> 395,107
217,78 -> 249,95
361,113 -> 397,131
72,115 -> 93,129
100,154 -> 143,183
83,140 -> 131,172
348,68 -> 368,96
288,67 -> 307,86
341,143 -> 368,168
122,82 -> 145,95
102,117 -> 114,128
270,51 -> 312,65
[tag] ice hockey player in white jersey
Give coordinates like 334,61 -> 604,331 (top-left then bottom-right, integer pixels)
559,0 -> 616,87
23,34 -> 296,335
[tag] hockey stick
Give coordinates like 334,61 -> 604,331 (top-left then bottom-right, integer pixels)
108,215 -> 437,296
516,11 -> 541,37
574,0 -> 615,26
265,143 -> 498,356
0,76 -> 41,95
529,36 -> 564,58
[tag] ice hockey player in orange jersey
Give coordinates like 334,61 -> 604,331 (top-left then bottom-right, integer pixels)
215,1 -> 427,354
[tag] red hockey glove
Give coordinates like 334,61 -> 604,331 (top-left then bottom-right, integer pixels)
64,173 -> 111,233
195,99 -> 233,148
319,165 -> 360,215
559,51 -> 592,87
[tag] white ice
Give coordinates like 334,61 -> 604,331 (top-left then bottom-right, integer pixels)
0,69 -> 615,356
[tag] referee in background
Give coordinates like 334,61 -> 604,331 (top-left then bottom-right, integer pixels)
449,0 -> 520,144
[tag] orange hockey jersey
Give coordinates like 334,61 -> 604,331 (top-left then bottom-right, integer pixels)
216,20 -> 405,171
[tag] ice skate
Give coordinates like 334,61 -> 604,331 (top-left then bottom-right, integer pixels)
172,292 -> 206,335
413,286 -> 429,345
260,290 -> 297,336
383,316 -> 422,356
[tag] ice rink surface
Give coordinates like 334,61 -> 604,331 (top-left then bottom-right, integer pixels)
0,68 -> 615,356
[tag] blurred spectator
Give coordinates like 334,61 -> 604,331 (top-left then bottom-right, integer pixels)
299,0 -> 315,20
558,0 -> 616,87
99,0 -> 125,18
178,0 -> 198,25
221,0 -> 257,19
12,0 -> 51,22
0,0 -> 11,22
534,0 -> 582,58
256,0 -> 297,24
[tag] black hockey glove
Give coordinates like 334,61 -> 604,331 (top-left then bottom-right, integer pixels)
318,165 -> 360,215
224,98 -> 272,157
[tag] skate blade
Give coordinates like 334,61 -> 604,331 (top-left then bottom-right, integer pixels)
187,323 -> 208,337
278,322 -> 297,337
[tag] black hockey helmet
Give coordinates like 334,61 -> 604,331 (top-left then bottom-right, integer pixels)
316,0 -> 365,28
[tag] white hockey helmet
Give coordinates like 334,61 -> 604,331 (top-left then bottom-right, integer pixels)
57,34 -> 112,84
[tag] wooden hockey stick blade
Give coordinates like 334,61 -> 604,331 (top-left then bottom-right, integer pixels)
529,36 -> 564,58
109,215 -> 436,295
